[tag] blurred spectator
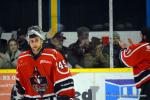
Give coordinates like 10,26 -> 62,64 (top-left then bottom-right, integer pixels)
0,39 -> 21,68
0,26 -> 7,54
102,32 -> 126,68
46,23 -> 65,39
113,32 -> 125,67
91,37 -> 110,68
44,32 -> 68,57
0,27 -> 7,68
17,28 -> 30,51
0,39 -> 7,54
69,26 -> 92,68
11,30 -> 18,39
44,32 -> 72,67
0,52 -> 5,68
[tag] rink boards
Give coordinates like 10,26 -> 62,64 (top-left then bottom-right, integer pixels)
0,68 -> 140,100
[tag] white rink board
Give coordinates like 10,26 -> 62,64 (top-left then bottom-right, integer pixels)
72,72 -> 140,100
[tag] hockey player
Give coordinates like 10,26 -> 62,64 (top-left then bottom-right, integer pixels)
119,27 -> 150,100
13,26 -> 75,100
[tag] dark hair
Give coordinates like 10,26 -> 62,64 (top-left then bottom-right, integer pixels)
141,27 -> 150,42
8,38 -> 18,45
29,34 -> 39,38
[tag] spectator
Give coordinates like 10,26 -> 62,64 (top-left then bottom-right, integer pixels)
69,26 -> 92,68
91,37 -> 110,68
1,39 -> 21,68
0,39 -> 7,54
17,28 -> 30,51
83,37 -> 109,68
101,32 -> 125,68
113,32 -> 125,67
0,26 -> 7,54
0,52 -> 5,68
0,29 -> 7,68
44,32 -> 72,67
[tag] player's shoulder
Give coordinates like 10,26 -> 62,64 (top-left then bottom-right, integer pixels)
129,42 -> 149,50
42,48 -> 61,60
18,50 -> 31,59
43,48 -> 59,54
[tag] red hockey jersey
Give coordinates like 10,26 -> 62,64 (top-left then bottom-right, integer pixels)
120,42 -> 150,88
16,48 -> 75,99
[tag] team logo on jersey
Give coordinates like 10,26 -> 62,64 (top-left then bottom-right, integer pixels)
30,67 -> 48,95
40,60 -> 52,64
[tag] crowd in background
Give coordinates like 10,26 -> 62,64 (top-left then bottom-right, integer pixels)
0,25 -> 127,69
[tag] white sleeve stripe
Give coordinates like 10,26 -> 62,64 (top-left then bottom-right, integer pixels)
120,51 -> 132,67
123,43 -> 149,58
24,93 -> 55,98
134,70 -> 145,77
135,74 -> 150,86
18,54 -> 32,59
55,86 -> 74,95
41,53 -> 56,60
54,76 -> 72,86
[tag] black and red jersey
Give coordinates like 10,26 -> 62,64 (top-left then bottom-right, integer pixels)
120,42 -> 150,88
16,48 -> 75,99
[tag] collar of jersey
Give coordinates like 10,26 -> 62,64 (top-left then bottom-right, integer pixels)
31,47 -> 44,60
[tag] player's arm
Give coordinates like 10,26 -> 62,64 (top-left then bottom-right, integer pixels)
120,43 -> 147,67
15,58 -> 26,99
52,50 -> 75,99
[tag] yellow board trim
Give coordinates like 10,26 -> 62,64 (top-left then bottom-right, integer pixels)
0,69 -> 16,74
51,0 -> 58,33
70,68 -> 132,73
0,68 -> 132,74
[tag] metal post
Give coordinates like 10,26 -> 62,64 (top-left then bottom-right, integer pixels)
38,0 -> 42,29
109,0 -> 114,68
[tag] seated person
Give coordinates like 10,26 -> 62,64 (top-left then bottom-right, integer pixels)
44,32 -> 72,67
69,26 -> 92,68
2,39 -> 21,68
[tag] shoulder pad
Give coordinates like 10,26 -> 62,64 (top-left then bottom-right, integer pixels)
18,50 -> 31,59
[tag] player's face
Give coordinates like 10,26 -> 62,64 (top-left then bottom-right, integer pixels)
113,36 -> 120,45
28,36 -> 43,53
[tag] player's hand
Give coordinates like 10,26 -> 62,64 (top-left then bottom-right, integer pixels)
118,40 -> 127,49
128,38 -> 134,45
